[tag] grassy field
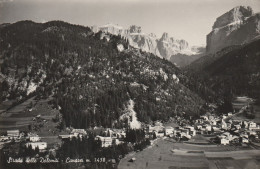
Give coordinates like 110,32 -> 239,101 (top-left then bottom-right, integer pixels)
0,97 -> 36,132
0,97 -> 66,148
118,137 -> 260,169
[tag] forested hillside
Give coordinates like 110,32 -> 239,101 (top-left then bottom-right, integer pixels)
0,21 -> 206,129
186,39 -> 260,106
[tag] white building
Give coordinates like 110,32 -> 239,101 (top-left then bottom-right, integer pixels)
242,137 -> 249,143
71,129 -> 87,135
243,121 -> 249,128
221,138 -> 229,145
185,126 -> 196,136
95,136 -> 113,147
248,122 -> 258,130
28,132 -> 38,137
29,136 -> 41,142
7,130 -> 19,138
196,125 -> 202,130
26,142 -> 47,151
206,125 -> 212,131
221,119 -> 227,129
212,125 -> 221,132
164,126 -> 174,136
248,130 -> 257,136
0,136 -> 9,142
114,138 -> 123,145
148,125 -> 164,133
156,131 -> 165,138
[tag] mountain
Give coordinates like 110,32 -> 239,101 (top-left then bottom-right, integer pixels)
170,45 -> 206,67
91,24 -> 205,67
0,20 -> 206,129
186,38 -> 260,102
91,23 -> 129,35
128,31 -> 162,58
206,6 -> 260,53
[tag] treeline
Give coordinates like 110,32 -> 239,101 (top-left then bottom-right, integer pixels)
57,129 -> 149,162
0,129 -> 151,169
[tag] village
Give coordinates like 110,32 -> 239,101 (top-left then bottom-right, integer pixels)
1,108 -> 260,154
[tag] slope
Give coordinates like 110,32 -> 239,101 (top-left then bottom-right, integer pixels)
0,20 -> 206,129
186,39 -> 260,102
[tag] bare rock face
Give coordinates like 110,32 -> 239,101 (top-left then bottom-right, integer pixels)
92,24 -> 204,65
149,33 -> 157,38
157,33 -> 191,60
206,6 -> 260,53
212,6 -> 253,29
128,33 -> 161,58
129,25 -> 142,33
92,23 -> 129,35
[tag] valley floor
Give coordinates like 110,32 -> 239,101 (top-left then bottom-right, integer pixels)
118,137 -> 260,169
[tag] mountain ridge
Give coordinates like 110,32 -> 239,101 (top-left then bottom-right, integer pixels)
206,6 -> 260,53
91,23 -> 205,67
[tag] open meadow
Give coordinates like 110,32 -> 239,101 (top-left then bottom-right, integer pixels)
0,97 -> 66,148
118,137 -> 260,169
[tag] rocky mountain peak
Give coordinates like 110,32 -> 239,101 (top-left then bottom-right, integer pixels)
206,6 -> 259,53
148,33 -> 157,38
213,6 -> 253,29
101,23 -> 124,29
92,23 -> 127,35
178,40 -> 189,50
92,23 -> 203,66
129,25 -> 142,33
161,32 -> 170,41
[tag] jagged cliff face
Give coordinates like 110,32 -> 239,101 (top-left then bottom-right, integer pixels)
92,24 -> 202,63
157,32 -> 190,60
91,23 -> 129,35
128,33 -> 162,58
206,6 -> 260,53
129,25 -> 142,33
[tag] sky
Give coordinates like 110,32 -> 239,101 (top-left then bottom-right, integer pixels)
0,0 -> 260,46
